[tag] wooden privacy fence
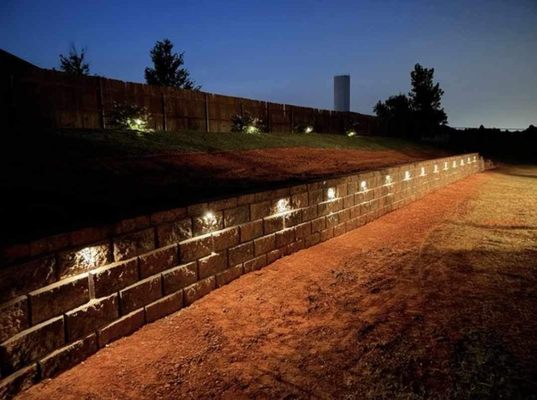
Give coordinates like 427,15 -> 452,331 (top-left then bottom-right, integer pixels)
3,69 -> 376,134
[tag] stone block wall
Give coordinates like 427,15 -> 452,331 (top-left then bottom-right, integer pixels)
0,153 -> 484,398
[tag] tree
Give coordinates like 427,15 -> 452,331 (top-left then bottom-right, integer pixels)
374,94 -> 414,137
145,39 -> 200,90
374,63 -> 447,137
59,44 -> 90,76
409,63 -> 447,131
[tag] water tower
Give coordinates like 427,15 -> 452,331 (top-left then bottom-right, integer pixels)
334,75 -> 350,112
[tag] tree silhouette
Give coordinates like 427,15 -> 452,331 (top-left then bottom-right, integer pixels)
409,63 -> 447,131
374,63 -> 447,137
59,44 -> 90,76
374,94 -> 413,137
144,39 -> 200,90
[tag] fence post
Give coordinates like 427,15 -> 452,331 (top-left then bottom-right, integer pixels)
289,105 -> 294,133
161,92 -> 167,131
98,77 -> 106,129
265,102 -> 270,133
205,93 -> 210,132
7,74 -> 15,128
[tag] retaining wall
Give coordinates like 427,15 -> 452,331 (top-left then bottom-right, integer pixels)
0,153 -> 484,398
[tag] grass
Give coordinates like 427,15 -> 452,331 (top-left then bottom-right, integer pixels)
45,128 -> 434,157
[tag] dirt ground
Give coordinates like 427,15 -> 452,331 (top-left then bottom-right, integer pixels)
16,165 -> 537,399
2,138 -> 442,244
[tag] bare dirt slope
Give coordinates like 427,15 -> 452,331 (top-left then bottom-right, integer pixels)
2,140 -> 441,245
16,166 -> 537,399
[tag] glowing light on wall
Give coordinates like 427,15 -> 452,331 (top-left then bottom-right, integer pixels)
420,167 -> 426,176
434,164 -> 439,173
460,159 -> 465,166
473,156 -> 477,162
202,211 -> 219,231
404,171 -> 411,181
444,162 -> 449,170
360,180 -> 368,191
385,175 -> 393,185
275,198 -> 291,214
79,247 -> 99,266
452,161 -> 457,168
467,157 -> 471,163
327,187 -> 336,200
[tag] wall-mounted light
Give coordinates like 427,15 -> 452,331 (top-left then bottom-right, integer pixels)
420,167 -> 426,176
275,198 -> 290,214
434,164 -> 439,173
360,180 -> 368,191
467,157 -> 471,163
460,159 -> 465,166
452,161 -> 457,168
473,156 -> 477,163
79,247 -> 99,266
444,162 -> 449,170
327,187 -> 336,200
404,171 -> 411,181
202,211 -> 218,231
385,175 -> 393,185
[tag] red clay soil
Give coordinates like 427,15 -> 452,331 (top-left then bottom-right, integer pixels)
16,167 -> 537,399
2,146 -> 440,244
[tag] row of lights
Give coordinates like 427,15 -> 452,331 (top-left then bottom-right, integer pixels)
198,156 -> 478,232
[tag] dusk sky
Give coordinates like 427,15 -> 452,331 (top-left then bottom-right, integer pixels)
1,0 -> 535,129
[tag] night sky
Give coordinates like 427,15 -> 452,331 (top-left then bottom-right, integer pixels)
1,0 -> 536,129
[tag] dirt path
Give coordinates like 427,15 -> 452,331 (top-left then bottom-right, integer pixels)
17,166 -> 537,399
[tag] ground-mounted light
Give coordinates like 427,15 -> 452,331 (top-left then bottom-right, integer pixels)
420,167 -> 426,176
305,126 -> 314,134
202,211 -> 219,231
347,130 -> 356,137
275,198 -> 291,214
327,187 -> 336,200
385,175 -> 393,185
360,180 -> 368,191
404,171 -> 411,181
434,164 -> 439,173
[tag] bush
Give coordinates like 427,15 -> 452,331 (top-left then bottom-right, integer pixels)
231,113 -> 265,134
294,123 -> 315,134
108,102 -> 152,132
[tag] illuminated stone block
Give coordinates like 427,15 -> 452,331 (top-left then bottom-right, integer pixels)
145,291 -> 183,323
162,262 -> 197,295
91,259 -> 139,298
29,275 -> 89,325
65,294 -> 118,341
198,252 -> 228,279
184,277 -> 216,306
0,296 -> 29,343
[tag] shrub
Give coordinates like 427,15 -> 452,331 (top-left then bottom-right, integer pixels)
294,123 -> 315,134
108,102 -> 152,132
231,113 -> 265,134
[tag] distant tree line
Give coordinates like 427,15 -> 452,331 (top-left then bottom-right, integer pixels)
58,39 -> 200,90
444,124 -> 537,162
